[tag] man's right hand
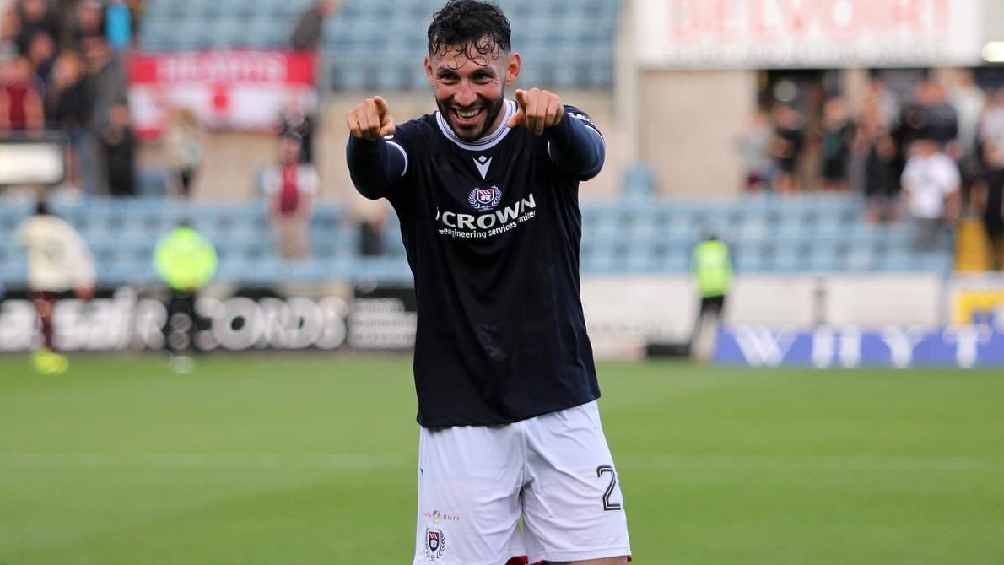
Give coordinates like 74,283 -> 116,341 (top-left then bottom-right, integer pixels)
347,96 -> 396,140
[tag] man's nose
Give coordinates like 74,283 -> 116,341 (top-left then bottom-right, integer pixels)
454,82 -> 477,106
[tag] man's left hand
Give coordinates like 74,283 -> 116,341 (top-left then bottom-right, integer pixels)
508,88 -> 563,136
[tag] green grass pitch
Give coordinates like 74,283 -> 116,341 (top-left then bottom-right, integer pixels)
1,354 -> 1003,564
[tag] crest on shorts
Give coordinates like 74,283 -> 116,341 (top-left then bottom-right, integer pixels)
467,186 -> 503,211
425,528 -> 447,560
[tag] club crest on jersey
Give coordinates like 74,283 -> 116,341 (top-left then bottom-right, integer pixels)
425,528 -> 447,560
467,186 -> 503,211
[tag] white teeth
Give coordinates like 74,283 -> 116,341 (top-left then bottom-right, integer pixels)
457,109 -> 480,119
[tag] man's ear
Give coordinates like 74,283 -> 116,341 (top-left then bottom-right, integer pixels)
505,52 -> 521,86
424,55 -> 435,86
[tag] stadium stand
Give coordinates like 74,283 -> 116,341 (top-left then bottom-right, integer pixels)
321,0 -> 620,90
138,0 -> 621,88
140,0 -> 315,51
0,191 -> 955,289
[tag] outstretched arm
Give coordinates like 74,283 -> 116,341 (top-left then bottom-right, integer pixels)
346,96 -> 406,200
544,106 -> 605,180
508,88 -> 605,180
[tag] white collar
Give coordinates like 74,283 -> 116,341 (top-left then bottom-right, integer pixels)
435,99 -> 517,152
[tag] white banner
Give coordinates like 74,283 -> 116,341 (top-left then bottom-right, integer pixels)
636,0 -> 983,69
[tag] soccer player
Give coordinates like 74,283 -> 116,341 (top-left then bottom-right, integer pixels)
345,1 -> 631,563
16,198 -> 95,374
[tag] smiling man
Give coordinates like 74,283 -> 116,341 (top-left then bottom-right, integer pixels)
346,1 -> 630,564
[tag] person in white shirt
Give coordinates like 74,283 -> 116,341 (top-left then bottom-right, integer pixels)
901,137 -> 961,251
16,198 -> 95,373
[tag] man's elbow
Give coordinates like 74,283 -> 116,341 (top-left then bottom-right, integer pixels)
350,175 -> 386,201
577,146 -> 606,180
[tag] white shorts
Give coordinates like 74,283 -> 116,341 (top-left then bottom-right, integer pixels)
412,401 -> 631,565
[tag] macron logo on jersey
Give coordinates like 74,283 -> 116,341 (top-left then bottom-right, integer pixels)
474,155 -> 492,179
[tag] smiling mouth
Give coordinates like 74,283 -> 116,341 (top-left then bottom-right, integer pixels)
452,107 -> 483,122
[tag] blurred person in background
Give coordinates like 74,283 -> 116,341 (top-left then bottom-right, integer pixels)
68,0 -> 105,49
16,198 -> 95,375
277,94 -> 316,164
98,102 -> 135,196
13,0 -> 60,56
901,135 -> 961,252
82,35 -> 127,194
895,80 -> 959,183
690,233 -> 733,363
354,197 -> 387,256
978,88 -> 1004,172
290,0 -> 336,52
975,140 -> 1004,271
856,97 -> 899,224
155,220 -> 217,374
735,107 -> 773,191
163,107 -> 204,198
0,56 -> 44,132
346,2 -> 630,563
263,131 -> 317,259
867,78 -> 900,130
949,69 -> 985,195
819,96 -> 855,191
26,30 -> 55,87
1,2 -> 19,52
769,103 -> 804,192
44,49 -> 92,190
104,0 -> 131,50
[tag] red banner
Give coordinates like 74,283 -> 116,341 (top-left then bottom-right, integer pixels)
128,50 -> 317,137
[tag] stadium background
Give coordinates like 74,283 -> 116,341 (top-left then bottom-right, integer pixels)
1,1 -> 1004,564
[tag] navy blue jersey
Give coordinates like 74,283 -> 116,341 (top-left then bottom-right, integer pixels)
348,99 -> 605,428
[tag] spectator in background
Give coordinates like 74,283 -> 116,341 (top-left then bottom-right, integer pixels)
1,2 -> 20,52
354,198 -> 387,256
155,219 -> 217,374
164,107 -> 204,198
26,31 -> 55,87
769,104 -> 804,192
290,0 -> 336,51
901,135 -> 961,252
14,0 -> 60,56
17,198 -> 95,375
99,102 -> 135,196
949,69 -> 985,188
819,97 -> 855,191
975,140 -> 1004,271
895,80 -> 959,178
68,0 -> 105,50
979,88 -> 1004,173
868,78 -> 900,130
45,49 -> 92,190
82,36 -> 127,194
0,56 -> 44,132
277,94 -> 316,164
263,132 -> 317,259
856,97 -> 899,224
104,0 -> 131,50
735,108 -> 772,191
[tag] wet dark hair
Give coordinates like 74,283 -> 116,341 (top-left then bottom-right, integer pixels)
428,0 -> 511,58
